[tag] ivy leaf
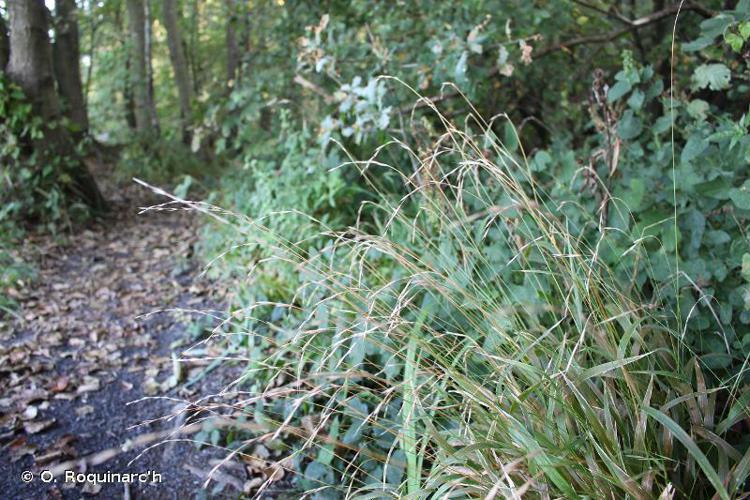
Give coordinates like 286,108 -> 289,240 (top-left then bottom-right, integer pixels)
530,150 -> 552,172
705,230 -> 731,246
454,50 -> 469,84
653,115 -> 673,134
692,64 -> 731,91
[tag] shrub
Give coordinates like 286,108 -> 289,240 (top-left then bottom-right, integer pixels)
0,76 -> 90,227
198,109 -> 361,300
192,102 -> 749,498
116,134 -> 211,186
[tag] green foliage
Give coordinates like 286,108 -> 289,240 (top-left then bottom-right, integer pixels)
185,1 -> 750,498
0,76 -> 91,227
57,0 -> 750,496
0,222 -> 34,318
116,135 -> 209,185
200,108 -> 750,498
200,109 -> 360,299
541,16 -> 750,374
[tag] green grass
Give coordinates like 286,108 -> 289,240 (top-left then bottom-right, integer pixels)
188,101 -> 750,499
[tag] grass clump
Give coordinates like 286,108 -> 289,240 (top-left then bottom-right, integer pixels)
189,100 -> 750,499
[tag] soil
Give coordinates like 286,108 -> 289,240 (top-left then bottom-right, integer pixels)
0,172 -> 288,499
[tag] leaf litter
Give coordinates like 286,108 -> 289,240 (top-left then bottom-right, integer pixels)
0,181 -> 277,498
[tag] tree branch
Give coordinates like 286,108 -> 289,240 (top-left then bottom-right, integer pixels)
293,74 -> 334,103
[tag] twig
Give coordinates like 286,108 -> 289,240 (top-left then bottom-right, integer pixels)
293,74 -> 335,103
184,464 -> 245,492
44,423 -> 203,477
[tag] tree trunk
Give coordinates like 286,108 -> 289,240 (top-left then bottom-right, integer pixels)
0,15 -> 9,70
225,0 -> 239,84
125,0 -> 158,134
163,0 -> 192,143
113,5 -> 136,131
143,0 -> 158,132
6,0 -> 107,212
82,6 -> 98,110
53,0 -> 88,134
188,0 -> 202,95
123,54 -> 137,130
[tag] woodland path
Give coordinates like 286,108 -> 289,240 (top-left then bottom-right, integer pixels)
0,168 -> 250,499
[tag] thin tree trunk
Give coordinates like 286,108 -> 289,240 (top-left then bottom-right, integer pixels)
83,8 -> 98,110
188,0 -> 201,95
163,0 -> 192,143
53,0 -> 89,134
0,15 -> 9,70
113,5 -> 136,131
225,0 -> 239,84
123,54 -> 137,130
125,0 -> 157,134
143,0 -> 158,133
6,0 -> 106,212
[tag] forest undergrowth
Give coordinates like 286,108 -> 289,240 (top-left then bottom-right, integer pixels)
3,0 -> 750,498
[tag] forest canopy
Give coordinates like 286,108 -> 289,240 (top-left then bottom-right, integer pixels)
2,0 -> 750,498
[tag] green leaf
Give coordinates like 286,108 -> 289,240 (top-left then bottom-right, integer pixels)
645,407 -> 730,500
621,178 -> 645,209
681,134 -> 708,163
729,188 -> 750,210
687,99 -> 709,121
653,115 -> 673,134
579,352 -> 651,381
618,110 -> 642,140
716,388 -> 750,435
696,177 -> 731,199
725,32 -> 745,52
531,150 -> 552,172
705,230 -> 731,246
503,121 -> 519,152
607,80 -> 631,102
700,14 -> 736,39
742,254 -> 750,282
683,36 -> 716,52
692,64 -> 731,91
627,89 -> 645,110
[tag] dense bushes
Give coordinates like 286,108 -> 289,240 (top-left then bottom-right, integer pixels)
184,2 -> 750,498
0,76 -> 87,226
198,110 -> 749,497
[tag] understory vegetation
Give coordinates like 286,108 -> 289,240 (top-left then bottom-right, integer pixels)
3,0 -> 750,498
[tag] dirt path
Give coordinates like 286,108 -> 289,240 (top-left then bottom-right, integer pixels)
0,183 -> 248,498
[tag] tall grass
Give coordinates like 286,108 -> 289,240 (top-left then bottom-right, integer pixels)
179,99 -> 750,499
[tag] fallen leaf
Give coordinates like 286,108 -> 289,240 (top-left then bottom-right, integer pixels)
75,405 -> 94,417
81,482 -> 102,495
22,406 -> 39,420
50,376 -> 70,393
24,418 -> 56,434
76,376 -> 100,393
